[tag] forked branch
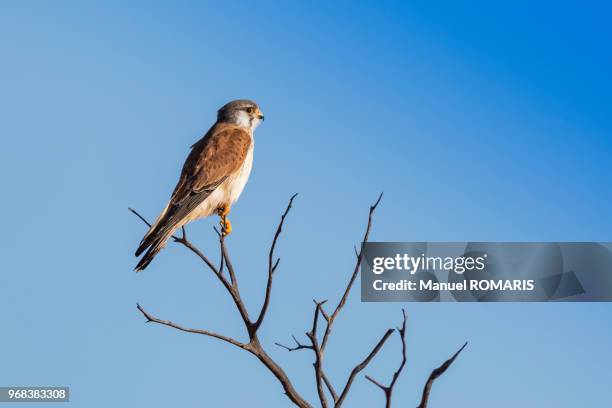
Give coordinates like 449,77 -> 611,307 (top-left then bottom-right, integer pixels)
320,192 -> 383,352
335,328 -> 394,407
276,193 -> 398,407
365,309 -> 408,408
253,193 -> 298,334
131,193 -> 466,408
131,197 -> 312,408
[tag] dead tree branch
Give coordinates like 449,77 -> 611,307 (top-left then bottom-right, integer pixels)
335,328 -> 394,407
253,193 -> 298,334
365,309 -> 408,408
320,192 -> 383,353
275,335 -> 313,352
322,372 -> 339,403
276,193 -> 394,407
131,193 -> 466,407
136,303 -> 246,349
131,197 -> 312,408
307,300 -> 330,408
417,342 -> 468,408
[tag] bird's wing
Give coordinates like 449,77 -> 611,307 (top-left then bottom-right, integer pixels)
174,125 -> 251,203
136,125 -> 251,255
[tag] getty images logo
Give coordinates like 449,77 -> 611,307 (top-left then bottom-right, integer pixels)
371,253 -> 488,275
362,242 -> 612,302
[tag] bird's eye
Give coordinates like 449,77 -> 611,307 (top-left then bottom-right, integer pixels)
246,107 -> 254,114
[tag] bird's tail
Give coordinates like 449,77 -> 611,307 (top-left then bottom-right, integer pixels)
134,229 -> 173,272
134,204 -> 179,272
134,187 -> 216,271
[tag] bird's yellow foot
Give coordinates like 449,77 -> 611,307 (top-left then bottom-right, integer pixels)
216,204 -> 231,218
220,217 -> 232,236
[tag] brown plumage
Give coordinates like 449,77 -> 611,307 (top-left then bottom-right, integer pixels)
135,100 -> 263,271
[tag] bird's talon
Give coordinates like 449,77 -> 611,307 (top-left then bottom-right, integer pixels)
220,218 -> 232,236
217,204 -> 230,217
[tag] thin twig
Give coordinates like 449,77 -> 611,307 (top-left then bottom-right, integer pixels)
213,227 -> 225,277
273,194 -> 384,407
136,303 -> 246,349
253,194 -> 298,334
335,328 -> 394,407
275,335 -> 313,352
129,209 -> 248,341
218,233 -> 238,287
417,342 -> 468,408
365,375 -> 386,390
306,300 -> 329,408
320,192 -> 383,352
217,235 -> 255,335
128,207 -> 152,227
321,371 -> 339,403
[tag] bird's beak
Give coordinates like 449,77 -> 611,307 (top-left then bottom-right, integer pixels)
258,113 -> 265,121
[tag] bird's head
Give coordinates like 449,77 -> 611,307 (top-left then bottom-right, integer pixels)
217,99 -> 264,131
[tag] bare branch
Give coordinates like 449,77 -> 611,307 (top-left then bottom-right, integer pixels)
177,236 -> 224,277
321,192 -> 383,352
132,195 -> 465,408
320,307 -> 331,323
128,207 -> 152,227
336,327 -> 394,407
136,303 -> 246,349
306,300 -> 329,408
365,375 -> 386,391
273,194 -> 385,406
247,343 -> 313,408
131,202 -> 313,408
322,372 -> 339,403
219,235 -> 239,287
215,228 -> 225,277
276,300 -> 338,405
365,309 -> 408,407
253,193 -> 298,334
275,335 -> 313,352
417,342 -> 468,408
389,309 -> 408,389
308,299 -> 326,337
130,207 -> 253,331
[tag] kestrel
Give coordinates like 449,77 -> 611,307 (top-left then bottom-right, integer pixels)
134,99 -> 263,271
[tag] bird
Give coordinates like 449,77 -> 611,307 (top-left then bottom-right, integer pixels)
134,99 -> 264,271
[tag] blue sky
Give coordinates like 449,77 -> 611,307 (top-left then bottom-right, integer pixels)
1,1 -> 611,407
